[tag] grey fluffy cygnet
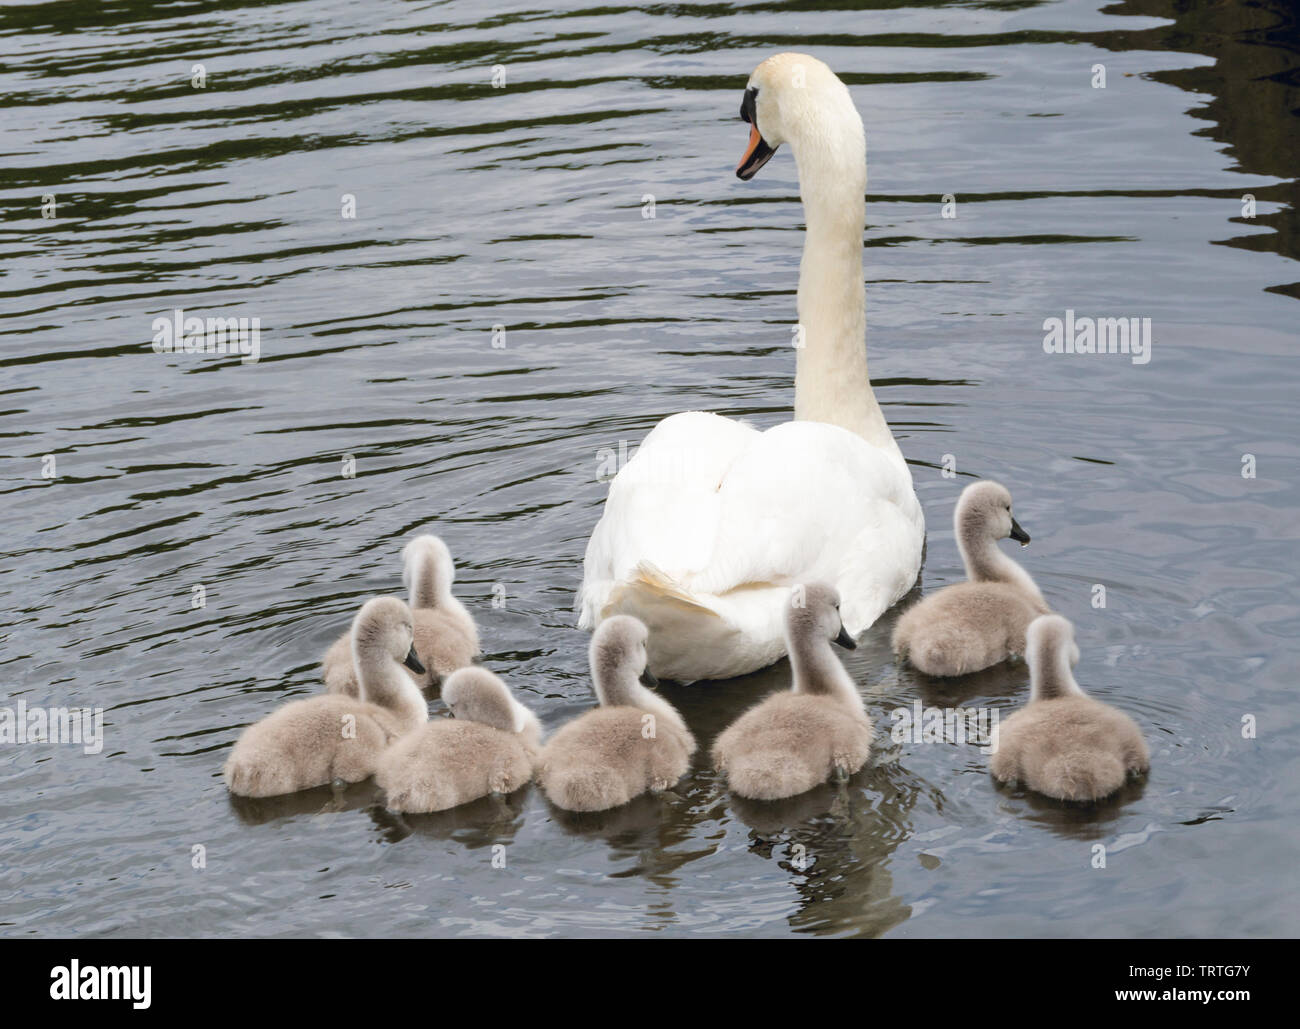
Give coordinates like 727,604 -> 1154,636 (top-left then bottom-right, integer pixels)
225,597 -> 429,797
989,615 -> 1149,802
537,616 -> 696,812
712,583 -> 872,800
376,667 -> 541,813
892,480 -> 1049,676
323,534 -> 479,694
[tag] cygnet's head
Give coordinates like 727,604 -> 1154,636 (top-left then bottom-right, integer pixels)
956,480 -> 1030,549
443,667 -> 539,739
1025,614 -> 1082,699
402,534 -> 456,605
589,615 -> 657,704
785,582 -> 856,651
352,596 -> 425,674
736,52 -> 862,180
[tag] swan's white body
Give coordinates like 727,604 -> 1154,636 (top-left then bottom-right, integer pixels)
577,54 -> 923,682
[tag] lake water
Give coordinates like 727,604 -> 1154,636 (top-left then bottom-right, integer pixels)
1,0 -> 1296,937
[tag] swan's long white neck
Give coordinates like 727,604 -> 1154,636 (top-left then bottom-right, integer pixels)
789,100 -> 897,454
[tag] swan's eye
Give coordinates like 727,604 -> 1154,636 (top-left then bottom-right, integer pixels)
740,86 -> 758,124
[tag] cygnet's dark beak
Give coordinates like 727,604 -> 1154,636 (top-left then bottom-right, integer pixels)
403,645 -> 426,674
834,625 -> 857,650
639,667 -> 659,689
1009,518 -> 1030,546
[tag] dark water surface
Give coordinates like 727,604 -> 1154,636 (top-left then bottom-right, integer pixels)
1,0 -> 1297,937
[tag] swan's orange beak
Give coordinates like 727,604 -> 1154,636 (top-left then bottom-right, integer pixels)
736,123 -> 776,180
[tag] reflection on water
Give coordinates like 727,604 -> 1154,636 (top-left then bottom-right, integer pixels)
1116,0 -> 1300,297
0,0 -> 1296,938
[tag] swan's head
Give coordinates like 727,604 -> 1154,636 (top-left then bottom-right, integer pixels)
353,596 -> 425,674
1025,615 -> 1082,699
956,480 -> 1030,549
443,666 -> 540,740
736,52 -> 863,180
786,582 -> 857,651
590,615 -> 657,704
402,533 -> 456,601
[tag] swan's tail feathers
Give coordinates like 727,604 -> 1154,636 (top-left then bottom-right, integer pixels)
1040,752 -> 1126,803
582,565 -> 789,681
542,765 -> 627,812
615,562 -> 719,615
579,563 -> 718,630
724,751 -> 821,801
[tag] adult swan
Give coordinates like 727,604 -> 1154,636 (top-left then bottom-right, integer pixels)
578,53 -> 924,682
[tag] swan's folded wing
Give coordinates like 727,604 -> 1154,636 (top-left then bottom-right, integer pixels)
699,420 -> 921,601
580,411 -> 760,611
579,413 -> 922,630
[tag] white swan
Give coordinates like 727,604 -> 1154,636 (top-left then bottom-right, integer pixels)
577,53 -> 923,682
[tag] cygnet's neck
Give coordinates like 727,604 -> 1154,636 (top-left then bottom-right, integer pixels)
594,666 -> 685,737
958,526 -> 1045,605
788,628 -> 862,712
1029,645 -> 1084,701
355,643 -> 427,730
407,549 -> 452,611
789,107 -> 898,455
